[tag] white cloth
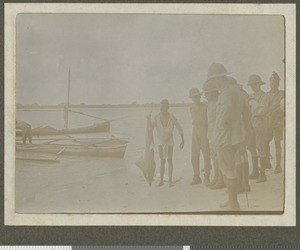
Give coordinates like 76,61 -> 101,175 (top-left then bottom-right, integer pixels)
153,113 -> 183,159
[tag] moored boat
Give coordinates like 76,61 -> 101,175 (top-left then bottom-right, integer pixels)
16,137 -> 128,158
16,68 -> 111,137
16,121 -> 110,137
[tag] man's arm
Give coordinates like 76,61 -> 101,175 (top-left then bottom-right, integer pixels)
203,102 -> 209,127
242,97 -> 252,129
254,93 -> 272,117
269,91 -> 285,117
172,115 -> 184,149
217,91 -> 233,128
262,93 -> 272,115
146,113 -> 155,131
189,105 -> 196,124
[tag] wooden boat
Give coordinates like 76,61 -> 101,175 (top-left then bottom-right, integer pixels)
16,157 -> 60,163
15,68 -> 126,157
16,137 -> 128,158
16,121 -> 110,137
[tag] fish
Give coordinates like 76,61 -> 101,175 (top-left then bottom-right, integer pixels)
136,119 -> 156,186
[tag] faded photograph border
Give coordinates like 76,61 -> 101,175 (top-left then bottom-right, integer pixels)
4,3 -> 296,226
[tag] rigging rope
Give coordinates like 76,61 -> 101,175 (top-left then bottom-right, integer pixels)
69,110 -> 110,121
69,110 -> 128,122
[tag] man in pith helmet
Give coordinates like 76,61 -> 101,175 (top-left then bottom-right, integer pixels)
237,84 -> 260,182
202,81 -> 225,190
189,88 -> 212,186
227,76 -> 251,194
206,63 -> 247,211
247,74 -> 272,183
266,71 -> 284,174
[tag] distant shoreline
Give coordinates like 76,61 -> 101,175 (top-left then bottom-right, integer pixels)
17,103 -> 192,110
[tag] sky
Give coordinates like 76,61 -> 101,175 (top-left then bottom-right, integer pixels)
16,14 -> 285,105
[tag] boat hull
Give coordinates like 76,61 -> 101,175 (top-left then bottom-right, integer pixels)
16,122 -> 110,137
16,138 -> 128,158
16,143 -> 127,158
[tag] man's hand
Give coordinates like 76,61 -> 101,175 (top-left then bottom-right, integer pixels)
146,112 -> 152,120
180,140 -> 184,150
239,142 -> 247,155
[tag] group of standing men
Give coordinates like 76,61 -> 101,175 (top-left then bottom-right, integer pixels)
148,62 -> 284,211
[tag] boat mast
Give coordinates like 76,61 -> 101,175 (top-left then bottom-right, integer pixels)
64,67 -> 71,129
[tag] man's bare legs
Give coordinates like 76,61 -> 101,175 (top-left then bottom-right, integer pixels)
157,145 -> 174,187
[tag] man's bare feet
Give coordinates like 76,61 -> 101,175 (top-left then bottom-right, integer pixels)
156,181 -> 164,187
168,181 -> 174,187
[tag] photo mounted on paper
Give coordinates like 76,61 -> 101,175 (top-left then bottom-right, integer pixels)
4,4 -> 296,226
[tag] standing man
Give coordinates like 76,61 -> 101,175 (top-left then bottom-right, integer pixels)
206,63 -> 246,211
202,82 -> 225,190
189,88 -> 212,186
227,77 -> 251,193
147,99 -> 184,187
247,74 -> 272,183
234,83 -> 259,180
16,120 -> 33,145
239,85 -> 260,180
267,72 -> 284,174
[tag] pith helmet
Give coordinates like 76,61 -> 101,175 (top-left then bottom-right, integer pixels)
202,81 -> 219,93
227,76 -> 238,85
247,74 -> 266,86
206,63 -> 233,82
270,71 -> 280,81
160,99 -> 169,106
189,88 -> 201,98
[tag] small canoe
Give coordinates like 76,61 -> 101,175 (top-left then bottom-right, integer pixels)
16,121 -> 110,137
16,137 -> 128,158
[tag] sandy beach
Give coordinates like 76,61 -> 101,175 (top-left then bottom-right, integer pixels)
15,141 -> 284,214
15,107 -> 284,214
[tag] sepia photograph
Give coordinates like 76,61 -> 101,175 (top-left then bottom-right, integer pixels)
5,3 -> 296,225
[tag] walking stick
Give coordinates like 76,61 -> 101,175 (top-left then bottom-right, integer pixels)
244,179 -> 249,208
242,152 -> 250,208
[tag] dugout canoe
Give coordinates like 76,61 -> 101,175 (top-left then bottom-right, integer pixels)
16,137 -> 128,158
16,121 -> 110,137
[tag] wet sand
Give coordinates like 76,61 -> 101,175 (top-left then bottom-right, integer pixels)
16,146 -> 284,214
